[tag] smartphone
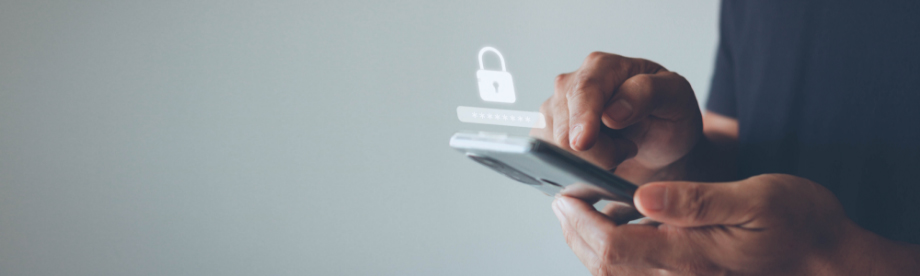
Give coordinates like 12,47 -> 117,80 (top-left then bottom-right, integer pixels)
450,132 -> 640,214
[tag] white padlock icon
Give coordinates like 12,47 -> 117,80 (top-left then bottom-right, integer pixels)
477,47 -> 516,103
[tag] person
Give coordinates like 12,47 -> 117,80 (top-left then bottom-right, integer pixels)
532,1 -> 920,274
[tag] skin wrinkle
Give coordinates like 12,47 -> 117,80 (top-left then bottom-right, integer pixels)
540,51 -> 920,275
689,184 -> 710,226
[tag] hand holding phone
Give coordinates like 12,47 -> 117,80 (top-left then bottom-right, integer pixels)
450,132 -> 642,223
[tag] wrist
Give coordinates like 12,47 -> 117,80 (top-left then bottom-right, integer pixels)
809,220 -> 920,276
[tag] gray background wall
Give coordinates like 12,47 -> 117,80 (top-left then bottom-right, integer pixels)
0,1 -> 718,275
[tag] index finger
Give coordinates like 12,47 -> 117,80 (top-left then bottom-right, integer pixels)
565,53 -> 661,151
566,78 -> 610,151
564,54 -> 622,151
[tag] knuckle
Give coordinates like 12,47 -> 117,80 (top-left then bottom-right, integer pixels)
597,237 -> 623,264
634,57 -> 665,73
568,215 -> 586,233
624,74 -> 655,92
567,77 -> 600,100
554,73 -> 570,94
586,51 -> 609,62
586,51 -> 623,65
554,73 -> 568,85
616,56 -> 635,73
584,231 -> 628,266
686,184 -> 709,223
552,123 -> 569,146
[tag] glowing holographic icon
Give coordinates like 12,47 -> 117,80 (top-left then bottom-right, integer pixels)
456,46 -> 543,128
457,106 -> 546,128
477,47 -> 516,103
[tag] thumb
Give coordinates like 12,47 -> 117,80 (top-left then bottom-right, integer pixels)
633,181 -> 758,227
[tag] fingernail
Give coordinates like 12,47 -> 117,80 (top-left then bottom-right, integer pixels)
570,125 -> 583,149
638,185 -> 667,212
609,99 -> 633,122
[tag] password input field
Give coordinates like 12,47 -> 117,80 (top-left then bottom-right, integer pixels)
456,106 -> 546,128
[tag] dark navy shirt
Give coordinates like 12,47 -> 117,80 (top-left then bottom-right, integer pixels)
707,0 -> 920,243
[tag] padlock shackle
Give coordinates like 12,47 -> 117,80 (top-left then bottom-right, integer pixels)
478,47 -> 507,72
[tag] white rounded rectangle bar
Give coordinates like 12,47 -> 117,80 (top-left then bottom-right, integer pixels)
456,106 -> 546,129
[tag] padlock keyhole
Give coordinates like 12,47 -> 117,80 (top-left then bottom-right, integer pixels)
493,81 -> 500,93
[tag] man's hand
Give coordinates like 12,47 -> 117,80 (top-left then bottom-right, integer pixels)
531,52 -> 702,184
552,174 -> 920,275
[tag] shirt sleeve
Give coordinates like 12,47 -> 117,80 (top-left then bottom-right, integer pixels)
706,0 -> 738,118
